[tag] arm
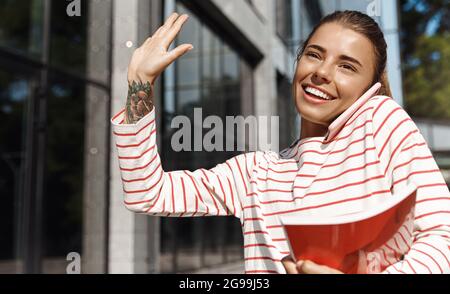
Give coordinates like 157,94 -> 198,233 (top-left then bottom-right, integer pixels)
112,107 -> 260,218
112,13 -> 260,218
381,131 -> 450,274
124,12 -> 193,125
369,97 -> 450,274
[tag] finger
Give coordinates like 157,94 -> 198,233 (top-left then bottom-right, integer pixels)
143,36 -> 153,47
298,260 -> 342,274
163,14 -> 189,49
159,12 -> 180,34
150,25 -> 163,39
143,24 -> 164,47
166,43 -> 194,63
281,256 -> 299,274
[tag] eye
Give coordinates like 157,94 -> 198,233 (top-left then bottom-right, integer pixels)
306,52 -> 320,59
340,63 -> 356,72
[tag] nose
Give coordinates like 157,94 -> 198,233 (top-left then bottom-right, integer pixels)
312,62 -> 333,84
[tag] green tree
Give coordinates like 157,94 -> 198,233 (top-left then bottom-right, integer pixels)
403,34 -> 450,118
400,0 -> 450,119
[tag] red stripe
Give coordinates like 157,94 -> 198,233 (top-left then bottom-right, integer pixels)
402,142 -> 426,152
244,256 -> 281,262
393,156 -> 433,172
378,118 -> 413,159
180,177 -> 186,217
415,210 -> 450,220
116,130 -> 153,148
244,153 -> 251,179
245,270 -> 279,274
260,166 -> 299,174
406,184 -> 450,205
411,257 -> 432,274
392,169 -> 441,186
384,243 -> 400,261
295,160 -> 380,187
121,162 -> 161,183
124,168 -> 164,196
243,204 -> 262,210
243,218 -> 264,222
416,225 -> 449,234
419,234 -> 450,239
416,197 -> 450,204
227,177 -> 237,216
332,119 -> 373,143
184,171 -> 209,217
380,247 -> 393,264
267,225 -> 283,229
119,153 -> 158,172
118,144 -> 155,160
411,248 -> 443,273
216,173 -> 229,215
257,177 -> 294,184
418,183 -> 448,189
113,118 -> 155,136
243,243 -> 277,249
244,230 -> 269,235
143,189 -> 164,213
200,169 -> 220,216
374,106 -> 402,138
112,109 -> 126,121
384,130 -> 419,175
393,236 -> 402,253
264,189 -> 391,216
397,225 -> 411,250
345,106 -> 376,129
258,188 -> 292,194
301,161 -> 323,166
169,173 -> 175,213
290,106 -> 375,159
296,132 -> 374,160
234,157 -> 249,195
372,97 -> 391,118
293,175 -> 386,199
404,259 -> 417,274
318,147 -> 377,170
391,263 -> 407,274
279,104 -> 376,160
414,241 -> 450,268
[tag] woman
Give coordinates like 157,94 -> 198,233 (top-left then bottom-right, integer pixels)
111,11 -> 450,274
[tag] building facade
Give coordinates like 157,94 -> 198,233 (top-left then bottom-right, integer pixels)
1,0 -> 448,274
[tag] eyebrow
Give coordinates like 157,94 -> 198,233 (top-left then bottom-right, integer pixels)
306,44 -> 363,68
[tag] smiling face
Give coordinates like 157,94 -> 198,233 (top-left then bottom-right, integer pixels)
294,22 -> 377,126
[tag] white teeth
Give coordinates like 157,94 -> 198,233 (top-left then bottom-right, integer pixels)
305,86 -> 334,100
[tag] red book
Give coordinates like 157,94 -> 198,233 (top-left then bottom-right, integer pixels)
280,183 -> 417,274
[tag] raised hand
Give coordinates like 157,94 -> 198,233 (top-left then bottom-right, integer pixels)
125,12 -> 193,124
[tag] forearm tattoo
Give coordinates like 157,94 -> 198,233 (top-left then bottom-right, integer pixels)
125,81 -> 154,124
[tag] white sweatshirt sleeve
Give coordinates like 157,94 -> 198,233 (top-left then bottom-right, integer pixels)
111,107 -> 261,219
383,131 -> 450,274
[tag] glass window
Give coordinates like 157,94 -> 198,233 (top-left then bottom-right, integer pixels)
50,0 -> 88,76
0,69 -> 31,274
277,73 -> 299,150
0,0 -> 44,59
42,76 -> 87,273
0,0 -> 108,273
276,0 -> 293,44
160,1 -> 249,273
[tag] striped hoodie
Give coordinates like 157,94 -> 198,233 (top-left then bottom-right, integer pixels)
111,82 -> 450,274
